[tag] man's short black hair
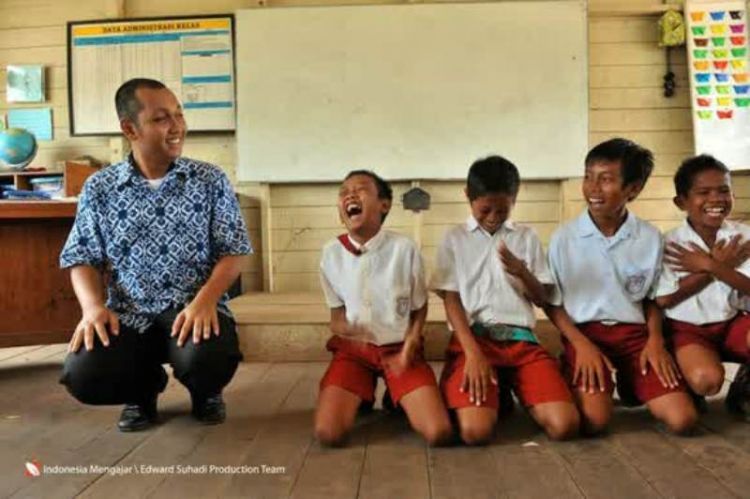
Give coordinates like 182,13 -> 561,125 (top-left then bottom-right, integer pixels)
585,138 -> 654,189
344,170 -> 392,222
115,78 -> 167,124
466,155 -> 520,200
674,154 -> 730,197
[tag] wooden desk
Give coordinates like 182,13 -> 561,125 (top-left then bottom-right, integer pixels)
0,201 -> 79,347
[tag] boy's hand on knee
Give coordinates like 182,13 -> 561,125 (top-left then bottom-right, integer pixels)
70,305 -> 119,353
171,299 -> 220,347
461,350 -> 497,406
384,335 -> 421,375
639,338 -> 681,389
572,339 -> 614,394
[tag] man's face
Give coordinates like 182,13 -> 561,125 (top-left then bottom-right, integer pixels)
122,87 -> 187,165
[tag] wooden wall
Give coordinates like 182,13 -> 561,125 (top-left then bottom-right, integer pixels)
581,7 -> 750,237
2,0 -> 748,295
0,0 -> 118,168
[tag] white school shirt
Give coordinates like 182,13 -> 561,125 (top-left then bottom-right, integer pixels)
429,216 -> 552,329
654,219 -> 750,324
548,211 -> 662,324
319,229 -> 428,345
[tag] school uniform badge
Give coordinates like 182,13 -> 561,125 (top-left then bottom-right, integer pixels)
624,272 -> 647,295
396,296 -> 410,318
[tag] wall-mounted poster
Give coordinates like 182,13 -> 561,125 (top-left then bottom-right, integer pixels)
6,65 -> 45,103
686,0 -> 750,169
68,15 -> 236,136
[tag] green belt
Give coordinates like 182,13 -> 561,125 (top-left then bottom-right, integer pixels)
470,323 -> 538,344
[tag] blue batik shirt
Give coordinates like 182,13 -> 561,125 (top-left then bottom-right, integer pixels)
59,155 -> 253,333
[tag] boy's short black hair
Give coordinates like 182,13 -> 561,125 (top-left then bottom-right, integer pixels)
344,169 -> 392,222
344,169 -> 392,201
674,154 -> 730,197
466,155 -> 520,200
115,78 -> 167,124
585,138 -> 654,189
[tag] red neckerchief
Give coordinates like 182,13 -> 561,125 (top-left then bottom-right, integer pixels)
337,234 -> 362,256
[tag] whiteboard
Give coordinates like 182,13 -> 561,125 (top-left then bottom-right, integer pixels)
68,16 -> 236,135
686,0 -> 750,169
236,2 -> 588,182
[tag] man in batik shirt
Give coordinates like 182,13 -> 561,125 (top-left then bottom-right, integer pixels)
59,78 -> 251,431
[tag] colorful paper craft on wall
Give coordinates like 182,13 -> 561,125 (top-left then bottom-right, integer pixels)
686,0 -> 750,168
688,2 -> 747,120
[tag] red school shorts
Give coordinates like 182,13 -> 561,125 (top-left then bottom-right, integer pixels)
563,322 -> 686,404
319,335 -> 437,404
667,313 -> 750,363
440,335 -> 573,410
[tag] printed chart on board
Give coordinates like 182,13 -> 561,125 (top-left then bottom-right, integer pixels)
68,16 -> 236,135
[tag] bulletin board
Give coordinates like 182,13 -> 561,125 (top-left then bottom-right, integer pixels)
67,15 -> 236,136
686,0 -> 750,169
235,1 -> 588,182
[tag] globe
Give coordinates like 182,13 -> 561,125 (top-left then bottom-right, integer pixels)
0,128 -> 37,170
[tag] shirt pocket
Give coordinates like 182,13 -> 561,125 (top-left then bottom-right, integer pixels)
620,265 -> 652,301
394,292 -> 412,320
379,281 -> 412,332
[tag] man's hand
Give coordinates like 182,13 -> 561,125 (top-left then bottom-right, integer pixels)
171,297 -> 220,347
69,305 -> 119,353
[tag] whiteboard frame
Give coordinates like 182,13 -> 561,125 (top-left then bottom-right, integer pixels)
67,14 -> 237,136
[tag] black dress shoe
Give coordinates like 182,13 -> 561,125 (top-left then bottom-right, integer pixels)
191,393 -> 226,424
117,397 -> 158,432
726,364 -> 750,421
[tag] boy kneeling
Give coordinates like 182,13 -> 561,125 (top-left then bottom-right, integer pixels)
315,170 -> 453,446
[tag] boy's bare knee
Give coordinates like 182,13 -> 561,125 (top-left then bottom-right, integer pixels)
460,422 -> 494,446
543,414 -> 580,441
314,424 -> 349,447
533,403 -> 580,441
419,421 -> 454,447
662,409 -> 699,435
687,368 -> 724,396
314,415 -> 352,447
581,409 -> 610,436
